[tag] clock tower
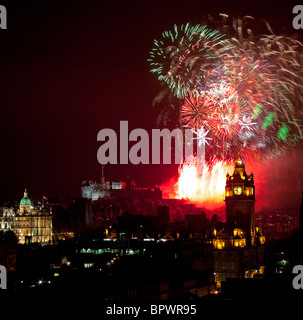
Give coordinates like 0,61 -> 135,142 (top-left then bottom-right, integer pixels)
225,155 -> 256,242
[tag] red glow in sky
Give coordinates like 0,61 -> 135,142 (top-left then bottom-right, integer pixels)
161,147 -> 303,214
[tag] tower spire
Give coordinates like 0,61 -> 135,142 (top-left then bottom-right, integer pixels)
235,154 -> 245,168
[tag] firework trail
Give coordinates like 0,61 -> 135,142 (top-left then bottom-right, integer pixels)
149,14 -> 303,164
149,23 -> 232,99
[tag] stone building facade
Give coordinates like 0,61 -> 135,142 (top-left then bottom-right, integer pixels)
213,156 -> 265,289
0,189 -> 52,244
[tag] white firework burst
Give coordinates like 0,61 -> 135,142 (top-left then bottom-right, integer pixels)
192,126 -> 212,146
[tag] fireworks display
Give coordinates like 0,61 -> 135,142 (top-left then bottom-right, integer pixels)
177,157 -> 233,206
148,23 -> 231,99
149,14 -> 303,163
149,14 -> 303,204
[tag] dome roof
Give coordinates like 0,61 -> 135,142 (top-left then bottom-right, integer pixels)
20,197 -> 31,205
20,189 -> 31,206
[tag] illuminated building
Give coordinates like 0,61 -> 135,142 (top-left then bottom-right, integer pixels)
0,189 -> 53,244
213,156 -> 265,289
19,189 -> 32,213
225,155 -> 256,243
81,166 -> 123,200
82,174 -> 162,202
81,180 -> 112,200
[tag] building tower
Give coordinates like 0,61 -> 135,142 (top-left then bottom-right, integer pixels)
213,158 -> 265,289
19,188 -> 32,214
225,155 -> 256,243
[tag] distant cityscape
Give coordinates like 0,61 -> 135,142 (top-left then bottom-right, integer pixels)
0,157 -> 303,302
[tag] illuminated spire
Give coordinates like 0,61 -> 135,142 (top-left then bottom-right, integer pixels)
232,154 -> 246,179
235,154 -> 245,169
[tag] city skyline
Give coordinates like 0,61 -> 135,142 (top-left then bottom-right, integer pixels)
1,1 -> 303,311
1,150 -> 302,306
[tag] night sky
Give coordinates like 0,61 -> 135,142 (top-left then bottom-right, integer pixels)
0,0 -> 302,210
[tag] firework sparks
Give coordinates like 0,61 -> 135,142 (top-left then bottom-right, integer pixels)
239,115 -> 257,131
148,23 -> 232,99
192,126 -> 212,146
149,14 -> 303,164
177,157 -> 234,206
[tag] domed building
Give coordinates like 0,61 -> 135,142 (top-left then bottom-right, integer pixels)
0,189 -> 53,244
19,189 -> 32,213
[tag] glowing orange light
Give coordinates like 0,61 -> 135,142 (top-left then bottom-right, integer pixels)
176,157 -> 233,208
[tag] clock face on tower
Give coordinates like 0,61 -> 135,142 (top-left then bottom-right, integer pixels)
234,186 -> 242,195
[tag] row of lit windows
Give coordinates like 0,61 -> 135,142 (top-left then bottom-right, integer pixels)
15,228 -> 52,236
79,248 -> 139,255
